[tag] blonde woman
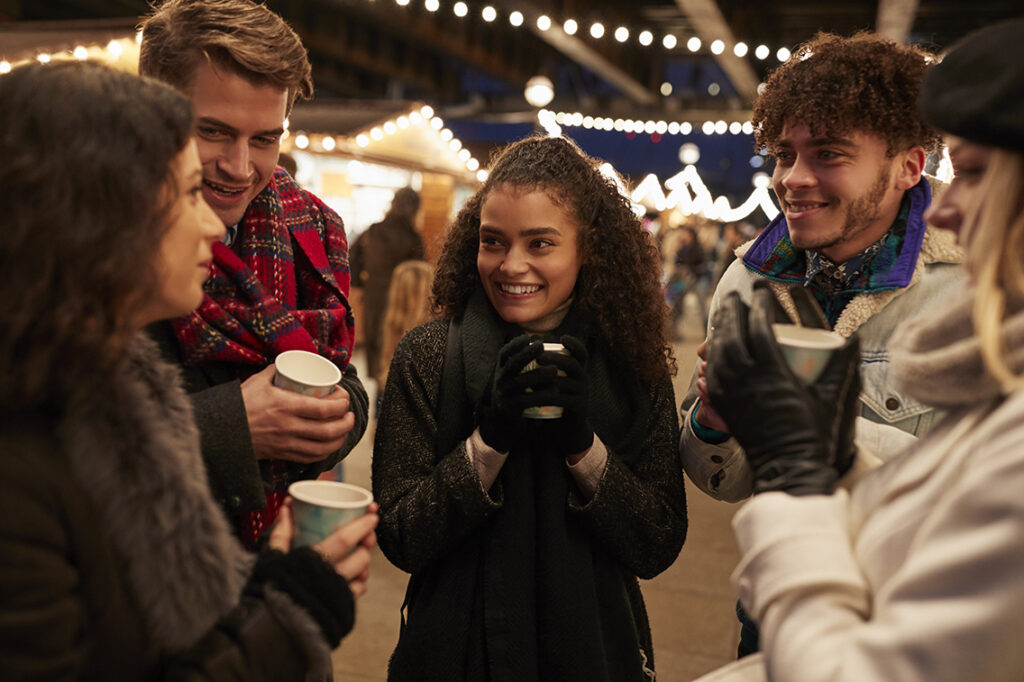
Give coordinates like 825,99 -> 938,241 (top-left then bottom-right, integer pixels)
378,260 -> 436,390
697,18 -> 1024,682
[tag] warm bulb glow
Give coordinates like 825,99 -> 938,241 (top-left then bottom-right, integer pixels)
589,23 -> 605,39
615,27 -> 629,42
663,34 -> 677,49
509,11 -> 523,26
563,19 -> 578,35
639,30 -> 653,46
524,75 -> 554,107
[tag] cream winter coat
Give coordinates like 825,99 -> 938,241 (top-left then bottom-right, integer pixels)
697,290 -> 1024,682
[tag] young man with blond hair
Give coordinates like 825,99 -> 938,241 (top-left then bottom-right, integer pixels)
140,0 -> 368,547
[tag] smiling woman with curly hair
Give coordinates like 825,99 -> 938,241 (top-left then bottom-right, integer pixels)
373,135 -> 687,681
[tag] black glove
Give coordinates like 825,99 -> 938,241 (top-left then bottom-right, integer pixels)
248,547 -> 355,647
477,334 -> 549,452
535,335 -> 594,456
705,285 -> 861,496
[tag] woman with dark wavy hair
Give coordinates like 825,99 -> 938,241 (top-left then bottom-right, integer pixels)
0,61 -> 376,680
373,135 -> 687,681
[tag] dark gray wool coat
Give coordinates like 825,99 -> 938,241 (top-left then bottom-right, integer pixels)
373,311 -> 687,681
0,334 -> 337,681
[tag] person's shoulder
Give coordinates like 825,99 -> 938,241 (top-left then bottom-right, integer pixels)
397,318 -> 448,350
390,319 -> 448,379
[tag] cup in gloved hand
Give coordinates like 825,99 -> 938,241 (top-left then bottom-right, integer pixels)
772,324 -> 846,384
522,342 -> 569,419
706,286 -> 861,496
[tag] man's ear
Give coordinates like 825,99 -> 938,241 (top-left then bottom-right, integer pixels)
893,146 -> 926,191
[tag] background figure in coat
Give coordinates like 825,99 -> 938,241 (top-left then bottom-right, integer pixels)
350,187 -> 425,385
372,135 -> 687,681
0,61 -> 377,681
139,0 -> 368,548
693,18 -> 1024,682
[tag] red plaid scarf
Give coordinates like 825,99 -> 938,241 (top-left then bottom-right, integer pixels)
173,169 -> 354,546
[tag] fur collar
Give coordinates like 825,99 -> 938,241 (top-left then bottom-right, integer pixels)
891,291 -> 1024,408
735,226 -> 964,336
62,334 -> 252,653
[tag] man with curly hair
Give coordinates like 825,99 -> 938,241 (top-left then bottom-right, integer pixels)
679,31 -> 966,654
139,0 -> 368,548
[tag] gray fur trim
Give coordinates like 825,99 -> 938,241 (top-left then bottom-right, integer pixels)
891,292 -> 1024,407
263,586 -> 335,682
63,334 -> 253,652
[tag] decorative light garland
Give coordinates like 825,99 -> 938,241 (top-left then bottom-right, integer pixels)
539,111 -> 777,223
542,109 -> 756,137
0,32 -> 140,76
373,0 -> 796,64
291,104 -> 486,182
631,166 -> 779,223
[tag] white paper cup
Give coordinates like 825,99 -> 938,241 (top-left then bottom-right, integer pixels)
772,324 -> 845,383
522,342 -> 568,419
273,350 -> 341,397
288,480 -> 373,548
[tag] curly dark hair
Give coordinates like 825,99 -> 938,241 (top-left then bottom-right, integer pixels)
0,62 -> 193,407
433,135 -> 675,382
754,32 -> 941,156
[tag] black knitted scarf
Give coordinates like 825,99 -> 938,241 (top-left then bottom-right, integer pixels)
387,290 -> 655,682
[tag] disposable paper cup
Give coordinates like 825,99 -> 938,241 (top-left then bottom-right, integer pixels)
274,350 -> 341,397
772,324 -> 845,384
522,342 -> 568,419
288,480 -> 373,548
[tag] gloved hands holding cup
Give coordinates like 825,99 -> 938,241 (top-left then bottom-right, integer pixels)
705,283 -> 861,496
534,335 -> 594,460
477,334 -> 547,452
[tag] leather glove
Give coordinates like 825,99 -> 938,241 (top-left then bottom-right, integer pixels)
705,284 -> 861,496
534,335 -> 594,456
477,334 -> 548,452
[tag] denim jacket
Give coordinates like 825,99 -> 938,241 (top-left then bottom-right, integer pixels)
680,178 -> 965,502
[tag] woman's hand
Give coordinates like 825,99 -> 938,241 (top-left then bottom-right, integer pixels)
477,334 -> 546,452
268,499 -> 379,598
537,335 -> 594,462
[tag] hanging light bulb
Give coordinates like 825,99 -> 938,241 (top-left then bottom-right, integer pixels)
524,75 -> 554,107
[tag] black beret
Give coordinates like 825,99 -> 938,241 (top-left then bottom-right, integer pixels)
919,18 -> 1024,152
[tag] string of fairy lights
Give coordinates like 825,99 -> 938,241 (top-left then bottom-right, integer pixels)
379,0 -> 796,64
0,13 -> 787,222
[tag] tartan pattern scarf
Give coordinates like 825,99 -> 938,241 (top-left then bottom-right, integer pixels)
172,169 -> 354,371
172,170 -> 354,548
